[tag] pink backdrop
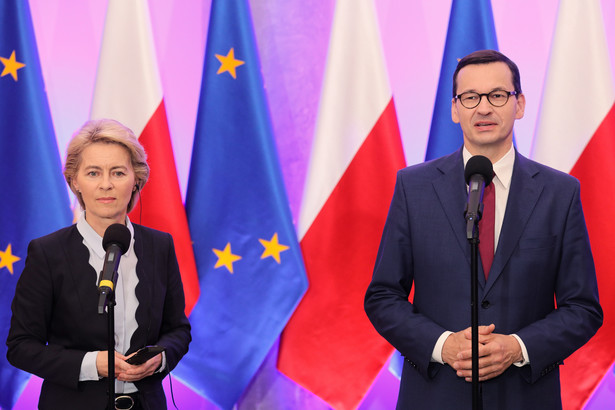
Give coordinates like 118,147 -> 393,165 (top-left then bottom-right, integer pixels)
13,0 -> 615,408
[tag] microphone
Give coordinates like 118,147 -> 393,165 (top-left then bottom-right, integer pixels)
464,155 -> 494,239
97,223 -> 131,314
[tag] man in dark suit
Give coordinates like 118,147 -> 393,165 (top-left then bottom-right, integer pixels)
364,50 -> 602,409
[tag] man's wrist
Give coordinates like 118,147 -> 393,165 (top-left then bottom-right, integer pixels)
433,331 -> 453,364
510,334 -> 530,366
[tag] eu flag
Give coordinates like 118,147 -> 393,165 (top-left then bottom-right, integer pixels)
390,0 -> 499,379
424,0 -> 499,160
0,1 -> 72,408
172,0 -> 308,408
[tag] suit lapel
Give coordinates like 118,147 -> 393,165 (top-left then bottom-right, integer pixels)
130,225 -> 154,351
60,226 -> 110,344
485,152 -> 543,295
431,150 -> 474,271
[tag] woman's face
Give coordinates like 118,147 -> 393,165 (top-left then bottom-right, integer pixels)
72,142 -> 136,233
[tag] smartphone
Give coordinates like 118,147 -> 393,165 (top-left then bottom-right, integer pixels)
125,345 -> 165,365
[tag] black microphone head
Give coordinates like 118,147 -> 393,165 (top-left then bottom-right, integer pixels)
102,223 -> 131,254
464,155 -> 494,185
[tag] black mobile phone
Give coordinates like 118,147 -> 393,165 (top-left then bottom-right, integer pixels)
125,345 -> 165,365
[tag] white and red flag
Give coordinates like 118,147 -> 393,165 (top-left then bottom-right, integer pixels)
277,0 -> 406,407
90,0 -> 199,314
531,0 -> 615,408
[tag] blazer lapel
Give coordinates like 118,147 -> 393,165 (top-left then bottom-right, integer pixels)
64,226 -> 101,312
485,152 -> 543,295
431,150 -> 475,273
130,225 -> 154,352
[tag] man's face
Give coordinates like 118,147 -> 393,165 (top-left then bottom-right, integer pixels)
451,61 -> 525,161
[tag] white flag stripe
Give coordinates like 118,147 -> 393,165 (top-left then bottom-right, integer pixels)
90,0 -> 162,135
298,0 -> 391,239
531,0 -> 614,172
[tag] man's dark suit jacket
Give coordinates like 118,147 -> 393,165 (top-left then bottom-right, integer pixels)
365,149 -> 602,409
7,223 -> 191,409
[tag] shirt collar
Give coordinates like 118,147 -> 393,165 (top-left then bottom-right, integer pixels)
462,144 -> 515,189
76,211 -> 135,259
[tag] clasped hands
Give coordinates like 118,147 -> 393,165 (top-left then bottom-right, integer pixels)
96,351 -> 162,382
442,324 -> 523,382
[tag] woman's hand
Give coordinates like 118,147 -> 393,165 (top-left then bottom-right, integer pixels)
96,350 -> 162,381
117,352 -> 163,382
96,351 -> 130,378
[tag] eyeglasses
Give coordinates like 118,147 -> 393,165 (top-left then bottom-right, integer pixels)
455,90 -> 518,109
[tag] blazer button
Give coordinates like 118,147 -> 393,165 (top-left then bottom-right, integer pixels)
481,300 -> 490,309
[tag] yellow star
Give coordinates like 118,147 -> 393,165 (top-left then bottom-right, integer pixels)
212,242 -> 242,274
259,233 -> 290,264
0,51 -> 26,81
215,48 -> 245,79
0,244 -> 21,274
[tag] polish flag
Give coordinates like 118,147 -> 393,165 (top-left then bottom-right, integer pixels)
531,0 -> 615,408
90,0 -> 199,314
277,0 -> 406,407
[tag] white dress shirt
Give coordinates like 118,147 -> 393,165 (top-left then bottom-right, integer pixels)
76,212 -> 140,393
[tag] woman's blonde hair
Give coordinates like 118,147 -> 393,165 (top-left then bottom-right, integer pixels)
63,118 -> 150,213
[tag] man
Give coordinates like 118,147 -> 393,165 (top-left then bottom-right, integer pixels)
364,50 -> 602,409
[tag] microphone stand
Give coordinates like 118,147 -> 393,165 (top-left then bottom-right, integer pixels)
99,276 -> 117,410
466,213 -> 482,410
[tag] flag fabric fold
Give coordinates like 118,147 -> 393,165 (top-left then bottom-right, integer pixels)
172,0 -> 308,408
0,1 -> 72,407
277,0 -> 406,408
531,0 -> 615,408
424,0 -> 499,161
90,0 -> 200,315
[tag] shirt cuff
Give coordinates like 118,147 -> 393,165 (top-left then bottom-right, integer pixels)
431,331 -> 453,364
511,334 -> 530,367
79,351 -> 101,381
156,351 -> 167,373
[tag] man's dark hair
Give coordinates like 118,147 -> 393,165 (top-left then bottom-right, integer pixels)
452,49 -> 522,97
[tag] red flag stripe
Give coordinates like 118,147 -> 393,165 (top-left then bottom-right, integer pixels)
564,103 -> 615,408
128,102 -> 200,313
278,99 -> 404,408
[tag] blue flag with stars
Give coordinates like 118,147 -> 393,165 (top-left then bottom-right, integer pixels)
424,0 -> 499,160
0,1 -> 72,408
172,0 -> 308,408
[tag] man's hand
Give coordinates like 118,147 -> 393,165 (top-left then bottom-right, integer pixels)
442,324 -> 495,367
447,324 -> 524,382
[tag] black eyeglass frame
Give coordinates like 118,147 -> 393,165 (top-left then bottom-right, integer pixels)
455,90 -> 519,109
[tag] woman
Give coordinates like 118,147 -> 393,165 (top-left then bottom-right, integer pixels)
7,119 -> 191,409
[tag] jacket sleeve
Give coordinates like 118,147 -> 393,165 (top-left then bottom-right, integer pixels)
6,238 -> 87,390
364,172 -> 447,379
515,180 -> 602,382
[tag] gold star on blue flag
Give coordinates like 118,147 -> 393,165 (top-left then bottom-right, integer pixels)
212,242 -> 242,273
259,233 -> 289,264
215,48 -> 245,79
0,244 -> 21,274
0,1 -> 72,407
0,50 -> 26,81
